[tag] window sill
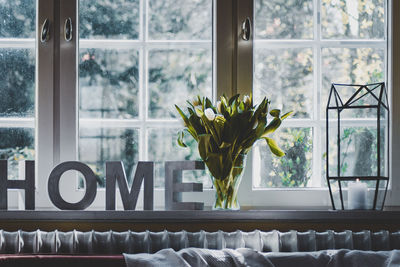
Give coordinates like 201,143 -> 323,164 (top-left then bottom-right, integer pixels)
1,209 -> 400,226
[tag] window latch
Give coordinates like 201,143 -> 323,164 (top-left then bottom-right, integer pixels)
241,17 -> 251,41
40,18 -> 50,43
64,17 -> 73,42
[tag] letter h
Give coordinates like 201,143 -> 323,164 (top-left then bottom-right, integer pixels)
0,160 -> 35,210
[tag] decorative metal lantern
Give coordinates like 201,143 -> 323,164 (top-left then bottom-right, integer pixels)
326,83 -> 389,210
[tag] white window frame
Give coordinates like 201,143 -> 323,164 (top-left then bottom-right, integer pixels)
238,0 -> 394,208
4,0 -> 395,210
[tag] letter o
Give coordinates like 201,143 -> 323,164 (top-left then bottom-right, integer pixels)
48,161 -> 97,210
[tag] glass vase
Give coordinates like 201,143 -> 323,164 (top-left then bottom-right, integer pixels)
211,154 -> 247,210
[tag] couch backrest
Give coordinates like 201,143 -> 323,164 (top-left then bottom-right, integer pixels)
0,229 -> 397,254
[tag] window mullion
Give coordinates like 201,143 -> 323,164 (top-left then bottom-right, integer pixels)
215,0 -> 234,97
235,0 -> 253,97
58,0 -> 78,165
36,0 -> 56,208
311,0 -> 322,187
141,0 -> 148,161
54,0 -> 79,198
234,0 -> 254,198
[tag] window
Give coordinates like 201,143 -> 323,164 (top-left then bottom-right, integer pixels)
0,0 -> 396,209
252,0 -> 387,191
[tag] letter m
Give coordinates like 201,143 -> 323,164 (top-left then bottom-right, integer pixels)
106,161 -> 153,210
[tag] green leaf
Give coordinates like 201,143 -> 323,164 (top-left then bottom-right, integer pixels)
200,114 -> 221,145
269,109 -> 280,118
262,117 -> 282,136
175,105 -> 190,126
254,97 -> 268,119
281,111 -> 293,120
219,142 -> 231,149
198,134 -> 211,160
205,152 -> 223,179
228,94 -> 240,106
186,100 -> 195,109
205,97 -> 215,112
264,137 -> 285,157
238,101 -> 245,112
213,115 -> 225,140
177,131 -> 187,147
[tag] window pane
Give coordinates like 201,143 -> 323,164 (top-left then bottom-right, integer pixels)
321,0 -> 385,39
321,47 -> 384,114
148,49 -> 212,118
148,128 -> 210,188
79,48 -> 139,119
254,0 -> 313,39
254,48 -> 313,118
148,0 -> 212,40
253,127 -> 313,188
0,128 -> 34,180
79,0 -> 140,39
0,0 -> 35,38
0,49 -> 35,117
79,126 -> 139,187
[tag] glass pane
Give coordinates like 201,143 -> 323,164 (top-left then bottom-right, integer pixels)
254,0 -> 313,39
0,128 -> 34,180
253,127 -> 313,188
0,49 -> 35,117
79,48 -> 139,119
79,127 -> 139,187
148,0 -> 212,40
339,126 -> 378,177
0,0 -> 35,38
148,49 -> 212,118
254,48 -> 313,118
321,0 -> 385,39
325,113 -> 386,179
148,128 -> 210,188
79,0 -> 140,39
375,179 -> 388,210
321,47 -> 384,115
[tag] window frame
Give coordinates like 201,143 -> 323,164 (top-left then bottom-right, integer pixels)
25,0 -> 399,210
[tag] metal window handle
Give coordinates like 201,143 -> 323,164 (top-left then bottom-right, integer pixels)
64,17 -> 73,42
40,18 -> 50,43
241,17 -> 251,41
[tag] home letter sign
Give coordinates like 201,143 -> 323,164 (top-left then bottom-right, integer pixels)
0,159 -> 200,210
106,161 -> 154,210
48,161 -> 97,210
0,160 -> 35,210
165,161 -> 204,210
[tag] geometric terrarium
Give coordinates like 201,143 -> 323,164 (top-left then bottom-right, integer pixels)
326,83 -> 389,210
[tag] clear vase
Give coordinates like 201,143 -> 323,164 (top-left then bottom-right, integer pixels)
211,154 -> 246,210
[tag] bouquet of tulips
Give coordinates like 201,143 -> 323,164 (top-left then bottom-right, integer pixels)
175,94 -> 291,209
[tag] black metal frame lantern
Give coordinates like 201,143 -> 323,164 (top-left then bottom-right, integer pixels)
326,82 -> 389,210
